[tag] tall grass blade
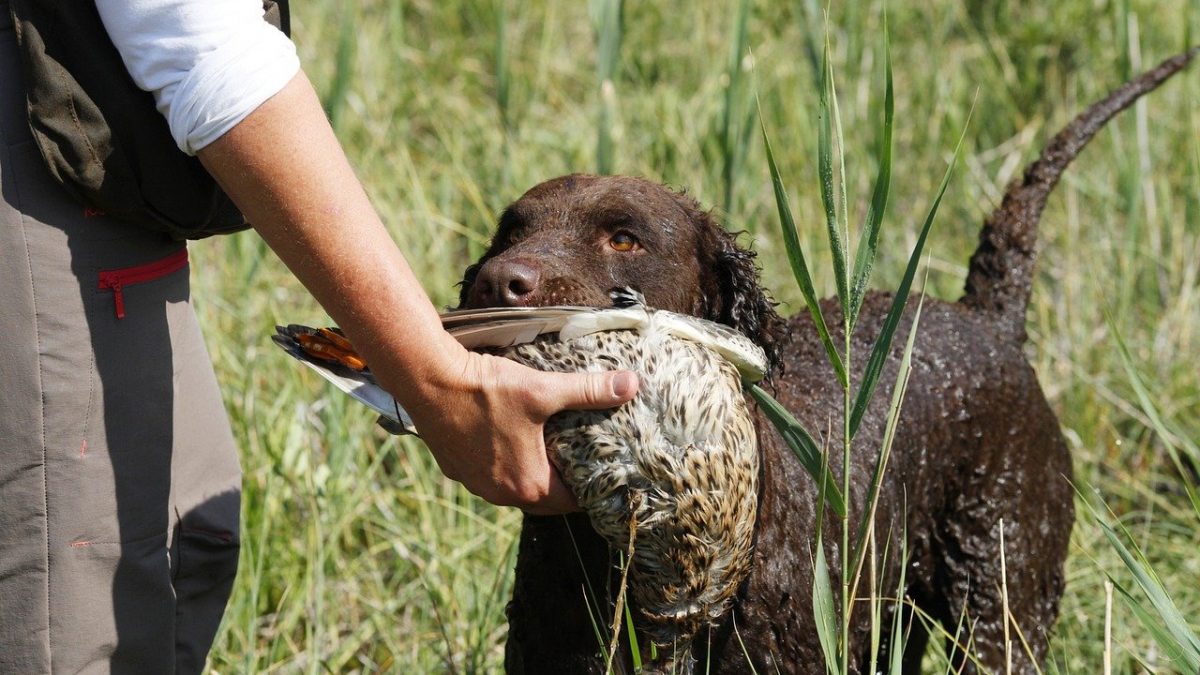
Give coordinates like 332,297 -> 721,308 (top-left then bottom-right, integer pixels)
848,17 -> 894,328
812,540 -> 841,675
324,8 -> 356,132
476,536 -> 519,667
579,587 -> 607,664
1187,0 -> 1194,51
850,289 -> 923,583
817,38 -> 851,314
597,84 -> 617,176
795,0 -> 824,85
1115,0 -> 1133,80
494,0 -> 515,188
590,0 -> 623,83
564,518 -> 611,656
731,616 -> 761,675
749,385 -> 846,516
1112,578 -> 1197,669
620,554 -> 643,670
759,107 -> 848,386
848,101 -> 975,438
720,0 -> 753,216
591,0 -> 624,175
494,1 -> 512,133
887,529 -> 909,675
1087,501 -> 1200,669
1191,90 -> 1200,234
1105,311 -> 1200,518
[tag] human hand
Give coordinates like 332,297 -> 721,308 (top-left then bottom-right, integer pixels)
394,348 -> 639,515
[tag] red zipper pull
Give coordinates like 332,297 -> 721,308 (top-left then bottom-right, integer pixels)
111,281 -> 125,319
95,248 -> 187,320
98,272 -> 126,319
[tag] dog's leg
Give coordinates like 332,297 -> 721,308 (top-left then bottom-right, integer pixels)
930,390 -> 1073,674
505,513 -> 619,674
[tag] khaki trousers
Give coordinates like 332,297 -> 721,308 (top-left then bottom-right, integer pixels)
1,6 -> 242,673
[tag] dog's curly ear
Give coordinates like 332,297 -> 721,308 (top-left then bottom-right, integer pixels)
676,194 -> 785,370
709,227 -> 785,371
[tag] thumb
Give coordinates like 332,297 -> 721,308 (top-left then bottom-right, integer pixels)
534,369 -> 639,414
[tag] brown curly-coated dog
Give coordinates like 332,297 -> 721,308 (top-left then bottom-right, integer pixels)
457,50 -> 1196,674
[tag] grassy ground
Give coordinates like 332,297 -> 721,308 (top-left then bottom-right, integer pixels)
197,1 -> 1200,672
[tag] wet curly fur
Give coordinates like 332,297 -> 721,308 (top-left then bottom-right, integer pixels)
456,51 -> 1196,675
460,174 -> 1073,675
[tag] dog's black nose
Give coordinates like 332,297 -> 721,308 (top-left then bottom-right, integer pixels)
470,259 -> 542,307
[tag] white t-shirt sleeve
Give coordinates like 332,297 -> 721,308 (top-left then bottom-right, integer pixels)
95,0 -> 301,155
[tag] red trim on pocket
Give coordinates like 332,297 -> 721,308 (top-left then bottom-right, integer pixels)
97,248 -> 189,319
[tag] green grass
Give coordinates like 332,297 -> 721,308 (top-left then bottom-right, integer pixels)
197,1 -> 1200,671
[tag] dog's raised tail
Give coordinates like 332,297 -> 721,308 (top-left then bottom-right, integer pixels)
960,47 -> 1198,339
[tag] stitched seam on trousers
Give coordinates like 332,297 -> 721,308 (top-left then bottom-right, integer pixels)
83,353 -> 95,455
13,184 -> 52,673
80,268 -> 97,458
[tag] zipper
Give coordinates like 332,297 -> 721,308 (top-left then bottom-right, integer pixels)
97,248 -> 189,319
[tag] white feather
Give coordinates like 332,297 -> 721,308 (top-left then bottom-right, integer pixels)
293,358 -> 416,434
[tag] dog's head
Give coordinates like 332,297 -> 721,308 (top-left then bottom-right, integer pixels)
458,174 -> 784,366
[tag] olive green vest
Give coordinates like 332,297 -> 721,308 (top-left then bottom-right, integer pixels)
8,1 -> 290,239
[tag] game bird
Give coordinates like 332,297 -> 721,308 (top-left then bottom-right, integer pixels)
274,289 -> 767,671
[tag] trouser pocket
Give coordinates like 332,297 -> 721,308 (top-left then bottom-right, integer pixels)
97,248 -> 190,319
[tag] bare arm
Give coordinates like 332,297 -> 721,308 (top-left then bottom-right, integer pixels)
197,71 -> 637,514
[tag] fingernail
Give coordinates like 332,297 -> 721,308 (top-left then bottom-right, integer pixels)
611,371 -> 637,399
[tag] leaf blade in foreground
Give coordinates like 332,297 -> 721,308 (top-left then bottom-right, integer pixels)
749,385 -> 846,517
758,106 -> 848,386
817,39 -> 850,315
1086,498 -> 1200,669
848,100 -> 975,438
848,17 -> 894,328
813,540 -> 841,675
1106,310 -> 1200,518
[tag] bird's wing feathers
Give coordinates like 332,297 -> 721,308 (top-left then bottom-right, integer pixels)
439,305 -> 592,329
273,328 -> 417,434
274,292 -> 766,434
650,313 -> 768,383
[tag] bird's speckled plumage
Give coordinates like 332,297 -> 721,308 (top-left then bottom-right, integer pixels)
499,326 -> 758,646
274,291 -> 763,658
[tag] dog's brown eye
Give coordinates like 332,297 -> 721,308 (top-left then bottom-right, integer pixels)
609,232 -> 639,252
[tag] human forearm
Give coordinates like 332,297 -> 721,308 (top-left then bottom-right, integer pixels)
196,71 -> 461,406
197,70 -> 638,513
